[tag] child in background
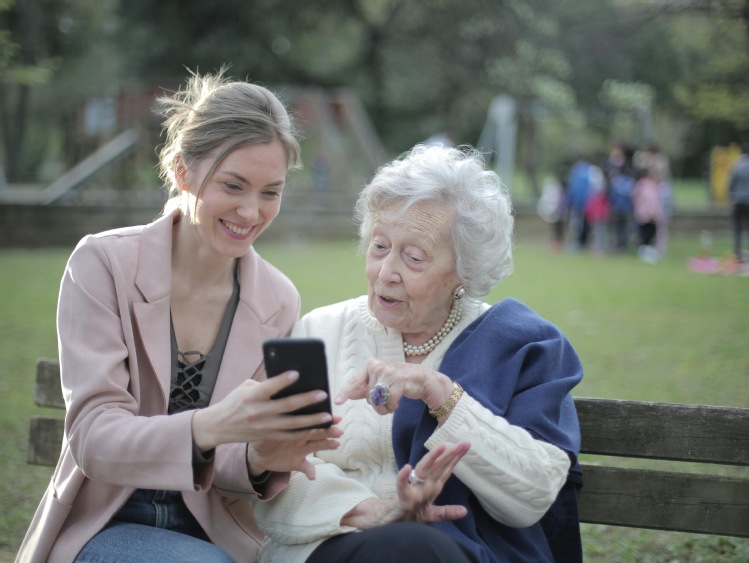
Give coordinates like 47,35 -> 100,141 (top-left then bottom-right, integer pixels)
633,165 -> 665,264
608,164 -> 636,253
656,176 -> 673,257
584,165 -> 610,256
537,173 -> 568,252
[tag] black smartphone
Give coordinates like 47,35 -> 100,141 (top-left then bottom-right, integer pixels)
263,337 -> 332,429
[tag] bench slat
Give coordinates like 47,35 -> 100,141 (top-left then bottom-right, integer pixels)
578,464 -> 749,537
29,359 -> 65,467
35,358 -> 64,409
575,397 -> 749,465
27,417 -> 64,466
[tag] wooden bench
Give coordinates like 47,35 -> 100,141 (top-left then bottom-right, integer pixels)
27,359 -> 66,466
576,397 -> 748,537
28,358 -> 749,538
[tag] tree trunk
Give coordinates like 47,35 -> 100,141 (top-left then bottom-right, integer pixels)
4,0 -> 39,180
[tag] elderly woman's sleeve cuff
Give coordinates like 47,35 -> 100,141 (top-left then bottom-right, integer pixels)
425,392 -> 471,447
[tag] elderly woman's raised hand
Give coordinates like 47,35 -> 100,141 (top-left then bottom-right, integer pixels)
336,358 -> 456,416
340,441 -> 471,530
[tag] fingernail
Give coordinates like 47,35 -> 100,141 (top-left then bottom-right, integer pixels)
288,371 -> 299,380
320,414 -> 332,422
315,391 -> 327,401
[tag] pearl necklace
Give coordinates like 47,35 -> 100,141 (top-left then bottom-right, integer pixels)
403,301 -> 463,357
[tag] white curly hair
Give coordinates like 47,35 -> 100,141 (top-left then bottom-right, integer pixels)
355,144 -> 514,300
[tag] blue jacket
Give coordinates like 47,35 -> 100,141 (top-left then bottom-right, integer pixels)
567,162 -> 591,212
729,155 -> 749,205
393,299 -> 583,563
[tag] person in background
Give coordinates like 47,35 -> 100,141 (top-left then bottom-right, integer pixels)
584,165 -> 610,256
634,142 -> 671,184
566,154 -> 592,252
656,173 -> 673,257
633,164 -> 665,264
605,142 -> 628,178
633,142 -> 672,256
254,144 -> 584,563
608,159 -> 637,254
536,168 -> 568,252
728,142 -> 749,262
552,173 -> 569,252
17,69 -> 342,563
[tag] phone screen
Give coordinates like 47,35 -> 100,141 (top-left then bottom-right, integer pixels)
263,337 -> 332,429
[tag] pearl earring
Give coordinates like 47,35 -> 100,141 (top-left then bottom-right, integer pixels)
454,285 -> 466,300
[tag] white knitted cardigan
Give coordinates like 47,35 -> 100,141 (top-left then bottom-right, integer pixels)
253,296 -> 570,563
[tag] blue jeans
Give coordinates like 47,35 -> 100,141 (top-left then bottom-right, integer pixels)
75,489 -> 234,562
307,521 -> 478,563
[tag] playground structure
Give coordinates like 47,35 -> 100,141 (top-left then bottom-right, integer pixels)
0,86 -> 386,209
0,87 -> 388,246
284,87 -> 387,209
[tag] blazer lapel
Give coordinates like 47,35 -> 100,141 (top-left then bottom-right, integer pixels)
133,212 -> 177,409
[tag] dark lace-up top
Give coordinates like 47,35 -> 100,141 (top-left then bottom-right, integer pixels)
168,268 -> 241,414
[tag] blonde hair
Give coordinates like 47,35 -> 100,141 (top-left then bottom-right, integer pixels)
156,67 -> 301,214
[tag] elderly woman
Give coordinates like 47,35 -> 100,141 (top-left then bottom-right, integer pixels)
253,145 -> 584,563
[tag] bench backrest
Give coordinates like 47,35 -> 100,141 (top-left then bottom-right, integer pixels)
27,359 -> 65,466
27,359 -> 749,538
576,397 -> 749,538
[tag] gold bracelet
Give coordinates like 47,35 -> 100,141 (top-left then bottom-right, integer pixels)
429,381 -> 464,418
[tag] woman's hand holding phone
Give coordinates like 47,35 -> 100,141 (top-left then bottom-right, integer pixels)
263,338 -> 333,429
191,360 -> 342,480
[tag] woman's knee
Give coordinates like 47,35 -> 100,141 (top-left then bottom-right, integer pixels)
76,522 -> 235,563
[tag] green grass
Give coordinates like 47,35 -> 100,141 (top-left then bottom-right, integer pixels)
1,233 -> 748,560
0,250 -> 68,555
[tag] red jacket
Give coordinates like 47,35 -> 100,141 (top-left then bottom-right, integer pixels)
584,191 -> 610,222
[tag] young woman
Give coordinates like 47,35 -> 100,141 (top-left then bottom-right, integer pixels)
17,69 -> 341,563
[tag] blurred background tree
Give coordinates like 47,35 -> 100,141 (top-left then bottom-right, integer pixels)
1,0 -> 748,196
0,0 -> 121,182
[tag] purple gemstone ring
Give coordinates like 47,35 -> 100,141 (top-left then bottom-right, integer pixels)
368,382 -> 391,407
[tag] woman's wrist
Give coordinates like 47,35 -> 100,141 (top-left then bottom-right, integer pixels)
191,408 -> 220,453
429,381 -> 464,419
424,374 -> 457,413
246,444 -> 269,478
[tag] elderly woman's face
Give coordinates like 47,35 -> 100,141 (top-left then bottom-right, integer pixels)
366,201 -> 461,342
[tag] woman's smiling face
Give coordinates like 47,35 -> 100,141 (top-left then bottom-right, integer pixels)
182,140 -> 287,258
365,200 -> 461,343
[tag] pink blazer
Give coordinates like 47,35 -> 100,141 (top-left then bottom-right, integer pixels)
16,211 -> 301,563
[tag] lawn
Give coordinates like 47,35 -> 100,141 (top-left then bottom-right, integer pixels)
1,231 -> 747,561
